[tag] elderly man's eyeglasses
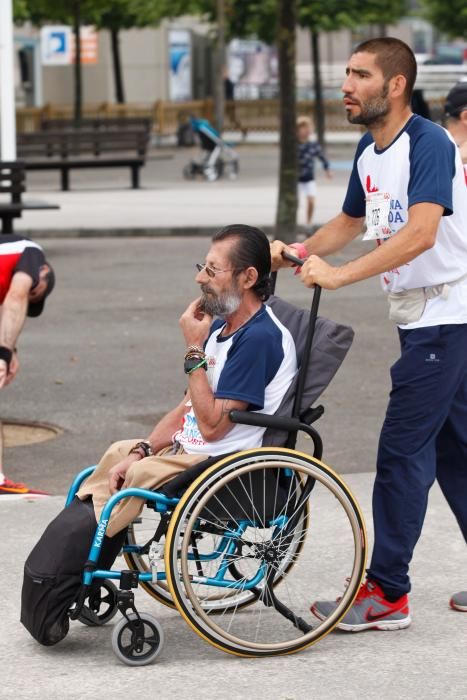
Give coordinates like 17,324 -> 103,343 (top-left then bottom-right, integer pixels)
195,263 -> 235,278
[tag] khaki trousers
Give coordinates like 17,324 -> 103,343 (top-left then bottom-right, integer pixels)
77,439 -> 205,537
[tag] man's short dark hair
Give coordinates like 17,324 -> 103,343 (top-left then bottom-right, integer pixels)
212,224 -> 272,301
353,37 -> 417,105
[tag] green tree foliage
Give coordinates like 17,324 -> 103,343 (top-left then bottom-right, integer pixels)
420,0 -> 467,39
13,0 -> 30,22
13,0 -> 97,25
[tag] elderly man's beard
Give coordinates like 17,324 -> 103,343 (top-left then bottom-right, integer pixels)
346,82 -> 390,127
200,283 -> 242,318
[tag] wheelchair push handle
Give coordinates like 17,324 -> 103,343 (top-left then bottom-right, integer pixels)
270,248 -> 318,295
272,249 -> 322,291
281,250 -> 306,268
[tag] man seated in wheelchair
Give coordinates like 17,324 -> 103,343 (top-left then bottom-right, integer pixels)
77,223 -> 297,537
21,224 -> 298,645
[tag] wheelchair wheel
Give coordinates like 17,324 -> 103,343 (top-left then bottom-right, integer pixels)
78,579 -> 118,626
111,613 -> 164,666
165,447 -> 367,657
124,499 -> 302,613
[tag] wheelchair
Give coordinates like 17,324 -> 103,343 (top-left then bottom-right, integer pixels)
65,273 -> 367,665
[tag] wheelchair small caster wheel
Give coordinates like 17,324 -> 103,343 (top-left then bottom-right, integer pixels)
111,613 -> 164,666
78,580 -> 118,626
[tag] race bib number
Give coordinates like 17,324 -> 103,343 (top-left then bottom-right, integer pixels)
364,191 -> 392,240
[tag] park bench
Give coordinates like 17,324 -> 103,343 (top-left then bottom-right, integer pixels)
40,116 -> 153,134
17,129 -> 151,191
0,161 -> 59,234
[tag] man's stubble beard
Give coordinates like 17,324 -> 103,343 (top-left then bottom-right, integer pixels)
346,81 -> 390,127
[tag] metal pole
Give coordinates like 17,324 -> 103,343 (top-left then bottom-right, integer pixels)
0,0 -> 17,160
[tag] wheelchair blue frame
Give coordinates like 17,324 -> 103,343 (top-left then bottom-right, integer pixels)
68,275 -> 326,634
66,465 -> 292,593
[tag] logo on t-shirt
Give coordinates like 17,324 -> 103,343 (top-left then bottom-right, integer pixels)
366,175 -> 379,193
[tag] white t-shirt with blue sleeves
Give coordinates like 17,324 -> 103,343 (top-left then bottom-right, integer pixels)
343,114 -> 467,328
175,304 -> 297,455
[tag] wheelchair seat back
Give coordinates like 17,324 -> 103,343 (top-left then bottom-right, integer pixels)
263,295 -> 353,446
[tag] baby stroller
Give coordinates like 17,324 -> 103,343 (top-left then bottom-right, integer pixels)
183,117 -> 239,182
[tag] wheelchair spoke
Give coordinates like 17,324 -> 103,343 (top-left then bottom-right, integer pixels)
166,451 -> 367,655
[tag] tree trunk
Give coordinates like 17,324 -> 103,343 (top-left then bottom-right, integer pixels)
111,28 -> 125,104
215,0 -> 225,133
311,29 -> 325,149
73,0 -> 82,126
275,0 -> 297,242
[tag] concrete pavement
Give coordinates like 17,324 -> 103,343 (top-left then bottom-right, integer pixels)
2,474 -> 466,700
13,143 -> 353,236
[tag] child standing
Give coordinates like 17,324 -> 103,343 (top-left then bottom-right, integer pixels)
297,116 -> 331,228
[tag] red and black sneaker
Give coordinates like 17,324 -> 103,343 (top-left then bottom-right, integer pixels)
311,579 -> 411,632
0,477 -> 49,500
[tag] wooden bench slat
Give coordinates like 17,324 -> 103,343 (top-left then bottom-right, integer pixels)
16,129 -> 149,190
41,117 -> 153,132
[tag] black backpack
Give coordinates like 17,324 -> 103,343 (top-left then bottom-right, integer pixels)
21,497 -> 125,646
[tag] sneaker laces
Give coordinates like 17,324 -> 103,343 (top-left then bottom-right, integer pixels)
336,578 -> 375,605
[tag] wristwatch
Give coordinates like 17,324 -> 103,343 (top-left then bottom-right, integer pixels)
128,441 -> 154,458
184,357 -> 207,374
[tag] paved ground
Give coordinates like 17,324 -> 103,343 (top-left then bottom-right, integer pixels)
14,142 -> 355,235
4,236 -> 398,493
2,143 -> 467,699
2,476 -> 466,700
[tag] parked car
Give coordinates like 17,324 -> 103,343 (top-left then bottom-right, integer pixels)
424,44 -> 467,65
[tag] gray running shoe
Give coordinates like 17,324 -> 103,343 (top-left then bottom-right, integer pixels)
450,591 -> 467,612
311,579 -> 411,632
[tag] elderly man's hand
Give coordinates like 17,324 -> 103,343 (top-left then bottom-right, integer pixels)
270,240 -> 299,272
300,255 -> 343,290
179,297 -> 213,348
109,454 -> 140,494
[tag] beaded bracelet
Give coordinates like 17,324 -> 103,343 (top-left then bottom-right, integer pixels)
184,349 -> 206,362
186,344 -> 204,354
